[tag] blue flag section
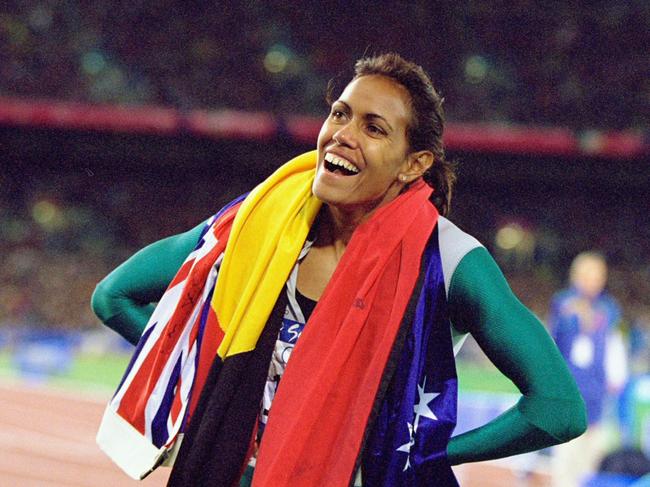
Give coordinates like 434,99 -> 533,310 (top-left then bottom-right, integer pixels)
363,231 -> 459,486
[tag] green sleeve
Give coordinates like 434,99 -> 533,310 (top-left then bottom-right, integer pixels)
91,222 -> 205,345
446,247 -> 587,465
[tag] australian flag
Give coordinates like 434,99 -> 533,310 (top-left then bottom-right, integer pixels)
362,230 -> 459,486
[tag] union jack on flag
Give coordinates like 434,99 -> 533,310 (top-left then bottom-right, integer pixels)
96,195 -> 246,479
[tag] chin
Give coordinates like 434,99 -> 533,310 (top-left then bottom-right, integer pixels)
312,183 -> 339,206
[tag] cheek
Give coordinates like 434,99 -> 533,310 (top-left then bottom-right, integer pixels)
379,150 -> 408,179
317,120 -> 332,149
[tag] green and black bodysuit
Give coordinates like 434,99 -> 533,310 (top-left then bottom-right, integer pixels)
92,215 -> 586,468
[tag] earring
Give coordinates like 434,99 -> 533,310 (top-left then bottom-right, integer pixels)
399,175 -> 407,182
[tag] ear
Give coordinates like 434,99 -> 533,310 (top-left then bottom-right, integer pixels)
400,150 -> 434,183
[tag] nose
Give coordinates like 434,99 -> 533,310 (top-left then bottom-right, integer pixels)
332,122 -> 358,149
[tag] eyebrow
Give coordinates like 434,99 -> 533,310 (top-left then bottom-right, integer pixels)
334,100 -> 394,132
366,113 -> 393,132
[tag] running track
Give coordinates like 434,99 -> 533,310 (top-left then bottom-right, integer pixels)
0,380 -> 550,486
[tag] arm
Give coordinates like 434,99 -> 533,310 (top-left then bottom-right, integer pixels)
446,247 -> 587,464
91,222 -> 205,344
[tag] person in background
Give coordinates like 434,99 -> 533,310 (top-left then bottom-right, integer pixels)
550,251 -> 628,487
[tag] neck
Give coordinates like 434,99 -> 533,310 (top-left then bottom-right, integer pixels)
315,204 -> 373,256
315,177 -> 419,255
316,186 -> 409,251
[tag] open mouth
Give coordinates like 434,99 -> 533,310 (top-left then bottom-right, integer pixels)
324,152 -> 360,176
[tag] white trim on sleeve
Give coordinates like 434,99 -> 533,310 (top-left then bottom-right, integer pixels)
437,217 -> 483,298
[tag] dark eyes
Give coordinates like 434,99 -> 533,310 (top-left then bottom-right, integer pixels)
367,124 -> 385,135
329,108 -> 386,136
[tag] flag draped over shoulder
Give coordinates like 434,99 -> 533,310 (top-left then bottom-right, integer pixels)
250,180 -> 438,486
97,150 -> 459,486
96,151 -> 320,479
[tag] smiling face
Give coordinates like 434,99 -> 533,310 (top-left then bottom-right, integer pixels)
313,75 -> 415,216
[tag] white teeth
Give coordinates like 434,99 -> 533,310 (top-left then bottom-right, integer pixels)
324,152 -> 359,173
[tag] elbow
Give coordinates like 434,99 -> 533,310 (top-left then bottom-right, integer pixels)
91,279 -> 114,324
518,393 -> 588,445
565,398 -> 588,441
554,396 -> 588,443
91,277 -> 145,346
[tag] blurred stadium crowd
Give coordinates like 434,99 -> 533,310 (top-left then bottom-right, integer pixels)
0,154 -> 242,331
1,1 -> 648,130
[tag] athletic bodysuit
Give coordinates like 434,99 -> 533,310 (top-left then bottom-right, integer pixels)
91,215 -> 586,471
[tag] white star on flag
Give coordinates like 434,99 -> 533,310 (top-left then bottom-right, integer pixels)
396,422 -> 415,471
395,377 -> 441,471
413,376 -> 440,431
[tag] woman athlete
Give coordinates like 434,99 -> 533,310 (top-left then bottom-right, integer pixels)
92,53 -> 586,487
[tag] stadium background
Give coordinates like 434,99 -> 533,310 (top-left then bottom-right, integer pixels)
0,1 -> 648,485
